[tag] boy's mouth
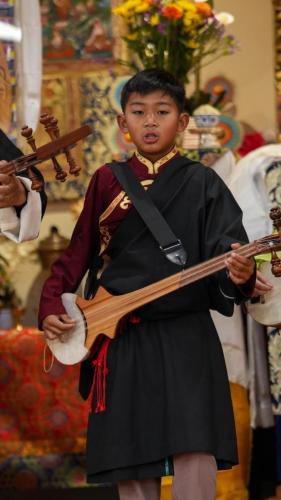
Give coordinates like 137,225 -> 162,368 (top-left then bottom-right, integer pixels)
143,133 -> 159,144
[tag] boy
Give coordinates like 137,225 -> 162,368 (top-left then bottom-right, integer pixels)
39,69 -> 256,500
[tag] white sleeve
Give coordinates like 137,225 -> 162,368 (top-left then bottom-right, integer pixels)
0,177 -> 42,242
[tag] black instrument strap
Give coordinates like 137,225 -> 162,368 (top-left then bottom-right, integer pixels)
110,161 -> 187,267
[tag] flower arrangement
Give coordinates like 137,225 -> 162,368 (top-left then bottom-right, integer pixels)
0,254 -> 20,309
112,0 -> 237,111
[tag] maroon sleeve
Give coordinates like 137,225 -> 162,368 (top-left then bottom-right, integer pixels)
38,169 -> 106,329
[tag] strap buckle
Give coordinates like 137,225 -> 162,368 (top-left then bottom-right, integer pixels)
160,239 -> 187,267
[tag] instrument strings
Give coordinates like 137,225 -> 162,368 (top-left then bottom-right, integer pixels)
68,240 -> 262,333
54,235 -> 281,346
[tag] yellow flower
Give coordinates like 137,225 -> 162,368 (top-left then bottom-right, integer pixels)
124,0 -> 143,8
112,5 -> 125,15
150,14 -> 160,26
177,1 -> 197,14
112,5 -> 132,17
134,2 -> 151,13
186,39 -> 198,48
183,12 -> 201,27
126,32 -> 138,40
112,0 -> 143,16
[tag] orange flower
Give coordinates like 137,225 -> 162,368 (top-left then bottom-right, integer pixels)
213,84 -> 224,95
162,4 -> 183,20
195,2 -> 213,17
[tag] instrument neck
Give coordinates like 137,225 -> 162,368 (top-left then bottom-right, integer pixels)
3,153 -> 38,176
125,241 -> 258,311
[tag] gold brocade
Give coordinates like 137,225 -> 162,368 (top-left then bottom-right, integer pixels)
99,225 -> 112,256
99,191 -> 126,224
119,180 -> 154,209
160,383 -> 251,500
135,147 -> 178,175
98,179 -> 153,253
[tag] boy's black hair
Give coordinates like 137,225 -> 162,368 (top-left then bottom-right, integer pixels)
120,68 -> 186,112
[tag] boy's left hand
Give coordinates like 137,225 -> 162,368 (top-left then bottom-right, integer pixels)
225,242 -> 255,285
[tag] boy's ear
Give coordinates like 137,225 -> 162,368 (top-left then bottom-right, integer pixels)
178,113 -> 189,133
117,113 -> 128,133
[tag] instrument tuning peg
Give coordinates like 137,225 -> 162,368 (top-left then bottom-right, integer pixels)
50,117 -> 60,137
20,125 -> 43,191
5,124 -> 90,190
65,151 -> 81,177
40,114 -> 68,183
270,249 -> 281,277
40,113 -> 50,125
21,125 -> 37,152
270,207 -> 281,232
42,114 -> 80,176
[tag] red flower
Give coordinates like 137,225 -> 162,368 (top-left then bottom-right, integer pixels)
162,5 -> 183,20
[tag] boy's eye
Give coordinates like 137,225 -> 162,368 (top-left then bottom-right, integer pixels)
158,110 -> 169,115
132,110 -> 143,115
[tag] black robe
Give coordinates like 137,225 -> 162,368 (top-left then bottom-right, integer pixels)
80,155 -> 253,483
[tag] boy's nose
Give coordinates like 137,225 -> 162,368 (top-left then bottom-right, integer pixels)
144,114 -> 158,126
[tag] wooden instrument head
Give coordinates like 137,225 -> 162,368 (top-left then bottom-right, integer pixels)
0,120 -> 92,191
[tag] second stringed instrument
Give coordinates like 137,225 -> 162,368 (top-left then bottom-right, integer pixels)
46,208 -> 281,365
246,260 -> 281,327
0,114 -> 92,190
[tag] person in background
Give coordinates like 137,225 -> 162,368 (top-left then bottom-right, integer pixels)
0,129 -> 47,242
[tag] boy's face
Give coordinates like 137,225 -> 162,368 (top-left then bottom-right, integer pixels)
117,90 -> 189,163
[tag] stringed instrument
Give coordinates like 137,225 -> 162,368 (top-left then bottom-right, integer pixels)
46,208 -> 281,365
0,113 -> 92,190
246,260 -> 281,327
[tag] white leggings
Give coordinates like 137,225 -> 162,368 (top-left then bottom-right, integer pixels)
118,452 -> 217,500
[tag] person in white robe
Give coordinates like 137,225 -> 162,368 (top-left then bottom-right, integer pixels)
0,0 -> 43,243
0,131 -> 45,243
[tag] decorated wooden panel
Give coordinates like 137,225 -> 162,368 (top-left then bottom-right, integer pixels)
37,68 -> 134,200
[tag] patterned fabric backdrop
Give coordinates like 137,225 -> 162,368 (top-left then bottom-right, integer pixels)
35,68 -> 133,200
0,328 -> 89,489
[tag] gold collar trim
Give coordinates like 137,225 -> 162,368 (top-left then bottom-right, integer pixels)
135,147 -> 178,175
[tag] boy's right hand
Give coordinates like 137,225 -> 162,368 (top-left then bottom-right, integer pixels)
42,314 -> 76,342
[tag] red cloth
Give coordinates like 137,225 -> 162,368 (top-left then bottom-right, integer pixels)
237,132 -> 265,157
0,328 -> 88,459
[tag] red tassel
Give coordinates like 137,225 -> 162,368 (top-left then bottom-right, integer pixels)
88,337 -> 110,413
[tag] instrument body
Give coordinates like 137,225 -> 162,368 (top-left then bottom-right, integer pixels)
45,229 -> 281,365
246,261 -> 281,327
46,293 -> 88,365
